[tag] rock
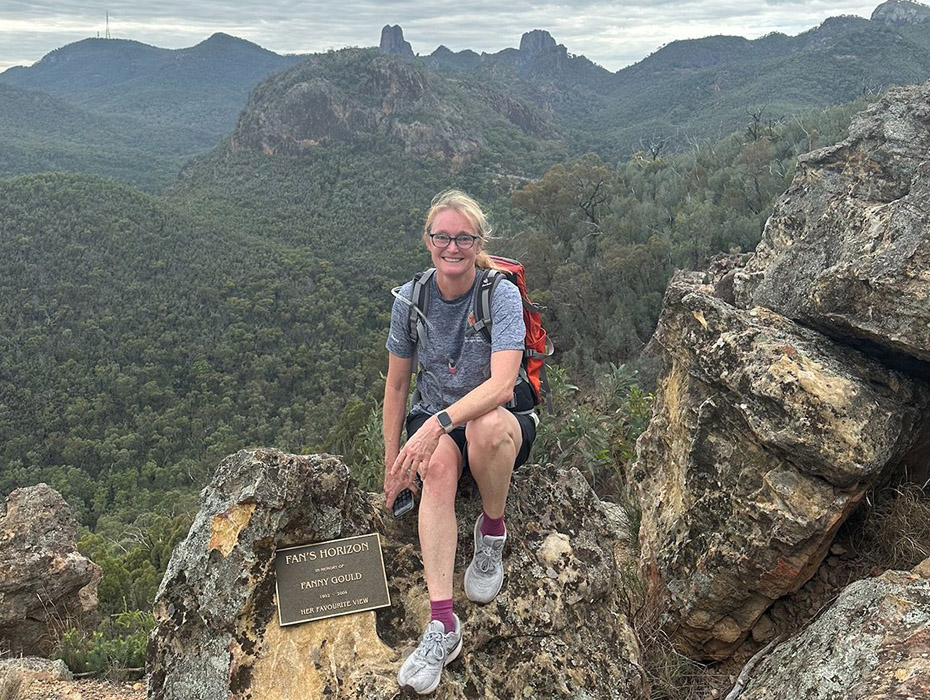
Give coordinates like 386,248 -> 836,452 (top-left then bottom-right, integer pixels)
519,30 -> 558,56
0,485 -> 101,656
738,565 -> 930,699
630,272 -> 930,660
749,614 -> 775,643
0,657 -> 72,682
379,25 -> 414,59
148,449 -> 646,699
871,0 -> 930,25
733,80 -> 930,367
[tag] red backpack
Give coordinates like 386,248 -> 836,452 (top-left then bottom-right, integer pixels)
407,255 -> 553,413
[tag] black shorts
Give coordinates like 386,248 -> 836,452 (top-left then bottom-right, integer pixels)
405,410 -> 537,470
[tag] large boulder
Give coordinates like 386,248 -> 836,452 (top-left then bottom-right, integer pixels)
630,272 -> 929,660
148,449 -> 646,699
0,484 -> 101,656
737,557 -> 930,699
733,80 -> 930,367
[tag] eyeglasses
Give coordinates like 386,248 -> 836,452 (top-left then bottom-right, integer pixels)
429,233 -> 479,249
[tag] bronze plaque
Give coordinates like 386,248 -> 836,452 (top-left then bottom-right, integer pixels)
274,533 -> 391,625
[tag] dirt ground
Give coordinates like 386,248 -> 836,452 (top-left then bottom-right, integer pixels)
21,678 -> 145,700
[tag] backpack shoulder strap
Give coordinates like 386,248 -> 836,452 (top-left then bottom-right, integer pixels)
408,268 -> 436,346
471,268 -> 506,343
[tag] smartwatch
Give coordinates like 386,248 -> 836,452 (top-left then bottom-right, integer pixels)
436,410 -> 455,434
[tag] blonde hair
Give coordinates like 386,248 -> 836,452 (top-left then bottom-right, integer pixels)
423,189 -> 498,269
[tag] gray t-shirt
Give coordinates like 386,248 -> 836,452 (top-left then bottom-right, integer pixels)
386,268 -> 525,415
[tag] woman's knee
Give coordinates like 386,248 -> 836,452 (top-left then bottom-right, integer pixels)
421,455 -> 459,498
465,410 -> 518,454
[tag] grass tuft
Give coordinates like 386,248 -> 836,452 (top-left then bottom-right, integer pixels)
0,668 -> 31,700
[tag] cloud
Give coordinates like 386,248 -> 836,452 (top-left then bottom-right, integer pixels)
0,1 -> 881,72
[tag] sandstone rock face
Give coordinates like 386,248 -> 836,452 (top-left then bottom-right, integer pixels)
738,558 -> 930,699
379,25 -> 414,59
733,80 -> 930,366
631,272 -> 929,660
0,485 -> 101,656
230,50 -> 556,160
149,449 -> 645,699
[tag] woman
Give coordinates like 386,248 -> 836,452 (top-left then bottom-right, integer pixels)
383,190 -> 537,695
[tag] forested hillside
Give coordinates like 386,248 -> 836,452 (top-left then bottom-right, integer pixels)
0,83 -> 207,190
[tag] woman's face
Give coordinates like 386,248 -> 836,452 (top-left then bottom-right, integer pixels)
427,208 -> 482,278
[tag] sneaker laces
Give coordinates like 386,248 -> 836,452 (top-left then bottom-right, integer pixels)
415,629 -> 446,662
474,539 -> 502,574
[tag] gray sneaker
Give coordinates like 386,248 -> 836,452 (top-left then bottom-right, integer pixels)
397,615 -> 462,695
464,514 -> 506,603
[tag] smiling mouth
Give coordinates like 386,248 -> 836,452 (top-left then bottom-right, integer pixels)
442,256 -> 464,263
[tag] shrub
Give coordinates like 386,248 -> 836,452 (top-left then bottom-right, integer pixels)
54,611 -> 153,679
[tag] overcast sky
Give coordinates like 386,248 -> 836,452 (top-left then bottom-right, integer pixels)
0,1 -> 887,73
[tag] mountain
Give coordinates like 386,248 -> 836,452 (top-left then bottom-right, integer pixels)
228,48 -> 563,169
0,34 -> 305,188
0,34 -> 304,136
594,15 -> 930,153
5,6 -> 930,188
413,11 -> 930,157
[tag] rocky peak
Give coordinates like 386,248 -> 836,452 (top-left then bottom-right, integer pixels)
519,29 -> 558,56
379,24 -> 414,59
871,0 -> 930,24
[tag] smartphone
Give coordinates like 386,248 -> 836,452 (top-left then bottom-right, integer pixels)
392,488 -> 415,518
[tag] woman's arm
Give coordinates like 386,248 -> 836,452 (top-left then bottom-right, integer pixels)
390,349 -> 522,481
383,352 -> 413,508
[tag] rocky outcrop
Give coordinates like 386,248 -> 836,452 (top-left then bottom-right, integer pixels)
230,49 -> 557,160
737,557 -> 930,699
733,80 -> 930,367
871,0 -> 930,25
379,25 -> 414,59
519,30 -> 558,56
630,271 -> 929,660
149,449 -> 645,700
0,485 -> 101,656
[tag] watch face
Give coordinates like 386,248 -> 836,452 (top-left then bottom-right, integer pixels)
438,411 -> 452,430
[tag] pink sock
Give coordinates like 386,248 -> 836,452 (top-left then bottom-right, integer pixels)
481,512 -> 506,537
430,598 -> 455,633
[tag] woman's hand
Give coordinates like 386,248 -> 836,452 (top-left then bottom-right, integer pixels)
384,417 -> 443,509
383,446 -> 415,510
